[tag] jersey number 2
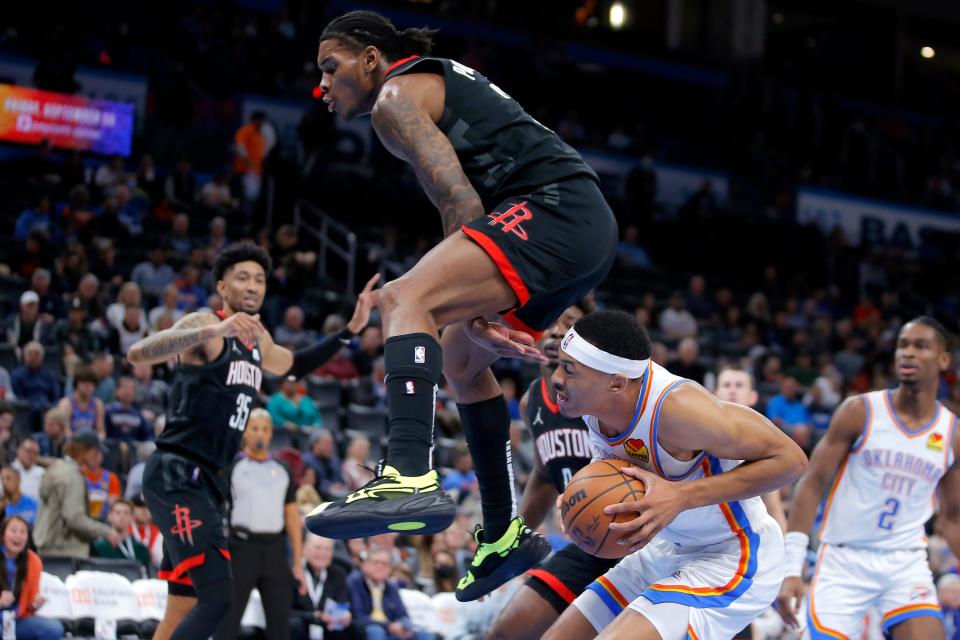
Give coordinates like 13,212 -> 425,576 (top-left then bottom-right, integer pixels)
877,497 -> 900,530
229,394 -> 252,431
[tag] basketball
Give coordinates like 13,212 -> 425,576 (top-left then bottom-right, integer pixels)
560,459 -> 646,559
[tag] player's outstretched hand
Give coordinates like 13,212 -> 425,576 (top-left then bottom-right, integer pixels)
463,317 -> 548,362
604,466 -> 683,553
347,273 -> 381,335
216,312 -> 265,346
775,576 -> 806,629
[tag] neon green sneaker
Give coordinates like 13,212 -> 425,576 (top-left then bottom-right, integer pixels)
455,516 -> 551,602
305,465 -> 455,538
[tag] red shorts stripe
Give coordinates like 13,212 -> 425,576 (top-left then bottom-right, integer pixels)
527,568 -> 577,604
503,310 -> 544,342
461,227 -> 531,306
219,549 -> 231,561
158,552 -> 205,586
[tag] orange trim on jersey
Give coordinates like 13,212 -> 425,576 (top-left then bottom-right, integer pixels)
850,394 -> 872,453
503,310 -> 543,342
817,455 -> 850,540
460,227 -> 531,306
882,390 -> 941,438
540,377 -> 559,414
687,625 -> 701,640
596,576 -> 629,608
808,546 -> 850,639
882,603 -> 941,624
384,55 -> 421,77
648,379 -> 697,478
594,366 -> 653,446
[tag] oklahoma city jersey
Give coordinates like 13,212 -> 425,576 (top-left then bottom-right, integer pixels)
584,361 -> 769,549
819,389 -> 957,550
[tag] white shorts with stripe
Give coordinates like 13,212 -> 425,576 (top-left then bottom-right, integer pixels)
804,543 -> 941,639
572,514 -> 784,640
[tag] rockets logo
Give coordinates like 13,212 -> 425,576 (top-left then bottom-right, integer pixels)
169,504 -> 203,546
623,438 -> 649,464
927,432 -> 944,452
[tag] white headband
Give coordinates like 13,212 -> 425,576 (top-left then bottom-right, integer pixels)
560,327 -> 649,378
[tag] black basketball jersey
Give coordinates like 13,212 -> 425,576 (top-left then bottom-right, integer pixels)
157,315 -> 263,473
384,56 -> 599,209
526,376 -> 594,493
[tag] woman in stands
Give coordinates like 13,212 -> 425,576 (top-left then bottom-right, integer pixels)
0,515 -> 63,639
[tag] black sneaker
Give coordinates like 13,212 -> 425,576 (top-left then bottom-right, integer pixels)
305,465 -> 456,538
455,516 -> 551,602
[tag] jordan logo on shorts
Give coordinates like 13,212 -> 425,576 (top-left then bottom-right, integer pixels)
170,504 -> 203,546
487,201 -> 533,240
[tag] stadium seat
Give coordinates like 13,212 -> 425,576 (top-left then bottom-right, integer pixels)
39,555 -> 77,581
274,447 -> 305,485
345,403 -> 387,439
400,588 -> 437,635
66,571 -> 141,638
0,343 -> 16,372
77,557 -> 147,582
317,402 -> 342,432
10,399 -> 35,438
307,377 -> 342,406
36,571 -> 75,636
132,578 -> 167,638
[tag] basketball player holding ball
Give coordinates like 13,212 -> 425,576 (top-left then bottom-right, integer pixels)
541,310 -> 807,640
307,10 -> 618,602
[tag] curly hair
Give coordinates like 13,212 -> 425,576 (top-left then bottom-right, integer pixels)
212,242 -> 273,283
572,310 -> 652,361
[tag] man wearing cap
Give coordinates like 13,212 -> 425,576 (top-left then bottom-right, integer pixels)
48,295 -> 101,364
11,342 -> 60,412
5,291 -> 49,351
34,431 -> 120,558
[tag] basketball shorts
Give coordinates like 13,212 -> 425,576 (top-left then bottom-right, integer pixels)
573,515 -> 784,640
804,544 -> 941,639
461,176 -> 618,339
142,450 -> 232,597
526,543 -> 620,613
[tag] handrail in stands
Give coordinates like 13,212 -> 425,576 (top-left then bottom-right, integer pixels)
294,199 -> 358,299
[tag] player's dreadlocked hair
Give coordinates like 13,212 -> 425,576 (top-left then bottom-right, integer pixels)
320,11 -> 437,60
572,310 -> 652,361
212,242 -> 273,283
906,316 -> 953,350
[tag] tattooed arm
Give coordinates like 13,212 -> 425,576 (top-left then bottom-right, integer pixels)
372,74 -> 485,237
126,312 -> 223,366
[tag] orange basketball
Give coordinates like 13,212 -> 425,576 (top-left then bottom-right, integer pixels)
560,459 -> 646,559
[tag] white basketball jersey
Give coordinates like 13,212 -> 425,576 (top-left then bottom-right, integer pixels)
820,389 -> 957,550
584,361 -> 769,548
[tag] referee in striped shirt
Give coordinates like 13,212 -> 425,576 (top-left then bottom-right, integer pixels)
214,408 -> 306,640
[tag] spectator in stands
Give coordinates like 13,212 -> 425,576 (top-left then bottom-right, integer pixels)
215,409 -> 304,640
56,368 -> 105,439
686,274 -> 714,320
14,195 -> 53,242
441,445 -> 478,504
313,317 -> 360,380
91,499 -> 150,571
200,172 -> 240,213
129,496 -> 163,568
765,376 -> 813,450
341,435 -> 373,492
93,194 -> 131,242
207,216 -> 228,255
11,342 -> 59,412
668,337 -> 708,384
353,357 -> 387,409
11,438 -> 43,503
106,377 -> 152,471
113,184 -> 146,236
303,429 -> 347,500
275,306 -> 315,350
92,239 -> 124,299
175,265 -> 207,312
0,408 -> 14,466
147,283 -> 185,331
34,431 -> 118,558
234,111 -> 276,212
5,292 -> 49,351
47,296 -> 100,364
94,155 -> 126,191
108,305 -> 149,355
804,374 -> 841,440
90,352 -> 116,404
659,291 -> 698,339
0,515 -> 63,639
54,243 -> 88,294
81,441 -> 121,522
35,408 -> 67,461
75,273 -> 105,321
347,547 -> 428,640
131,362 -> 167,423
268,376 -> 322,431
0,368 -> 12,402
131,245 -> 176,302
28,269 -> 61,321
164,158 -> 197,209
352,325 -> 383,377
168,213 -> 194,260
938,573 -> 960,639
136,153 -> 161,201
105,282 -> 145,331
616,225 -> 652,270
1,466 -> 38,527
296,468 -> 323,515
290,534 -> 355,640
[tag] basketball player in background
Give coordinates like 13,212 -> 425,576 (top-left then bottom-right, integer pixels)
127,243 -> 378,640
714,367 -> 788,531
307,10 -> 618,602
776,317 -> 959,640
541,310 -> 806,640
487,297 -> 622,640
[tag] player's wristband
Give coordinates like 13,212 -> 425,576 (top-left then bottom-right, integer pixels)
286,328 -> 353,380
783,531 -> 809,578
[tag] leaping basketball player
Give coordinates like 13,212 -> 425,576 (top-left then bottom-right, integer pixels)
306,10 -> 618,602
541,310 -> 806,640
776,317 -> 960,640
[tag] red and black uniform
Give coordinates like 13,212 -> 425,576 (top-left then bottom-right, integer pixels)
523,376 -> 619,613
385,56 -> 618,339
141,312 -> 262,597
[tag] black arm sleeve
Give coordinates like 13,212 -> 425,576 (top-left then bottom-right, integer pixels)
286,328 -> 353,380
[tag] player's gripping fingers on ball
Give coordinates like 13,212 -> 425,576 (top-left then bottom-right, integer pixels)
218,312 -> 264,345
464,317 -> 549,363
605,467 -> 685,551
774,576 -> 806,629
